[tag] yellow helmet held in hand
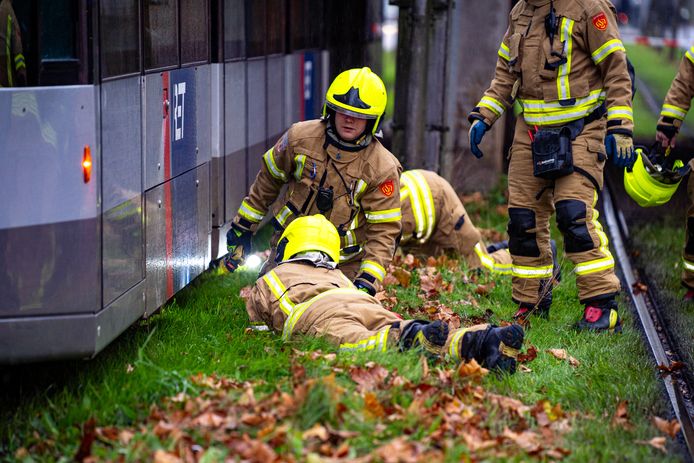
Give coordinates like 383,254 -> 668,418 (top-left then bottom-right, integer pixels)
323,67 -> 387,135
624,148 -> 685,207
277,215 -> 341,263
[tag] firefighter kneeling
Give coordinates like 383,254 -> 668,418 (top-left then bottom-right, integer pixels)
245,215 -> 525,373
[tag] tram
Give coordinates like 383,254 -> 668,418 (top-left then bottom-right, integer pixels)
0,0 -> 379,363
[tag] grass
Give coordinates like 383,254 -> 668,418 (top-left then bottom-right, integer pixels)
0,180 -> 685,461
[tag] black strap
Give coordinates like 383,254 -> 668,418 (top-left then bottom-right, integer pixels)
574,166 -> 601,192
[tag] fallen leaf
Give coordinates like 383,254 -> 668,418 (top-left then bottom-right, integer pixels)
658,361 -> 685,375
636,437 -> 667,453
457,359 -> 489,379
475,281 -> 496,296
518,345 -> 538,364
632,281 -> 648,295
364,392 -> 386,418
568,356 -> 580,367
547,349 -> 568,361
611,400 -> 633,429
126,364 -> 134,374
502,428 -> 542,453
392,268 -> 412,287
653,417 -> 681,438
303,424 -> 329,442
74,417 -> 96,462
239,286 -> 253,301
153,450 -> 183,463
518,365 -> 533,373
350,364 -> 389,392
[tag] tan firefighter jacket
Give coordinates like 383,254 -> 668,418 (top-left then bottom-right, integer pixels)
233,120 -> 402,285
659,45 -> 694,129
0,0 -> 25,87
471,0 -> 633,134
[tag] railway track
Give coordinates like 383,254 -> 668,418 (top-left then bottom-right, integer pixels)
603,184 -> 694,459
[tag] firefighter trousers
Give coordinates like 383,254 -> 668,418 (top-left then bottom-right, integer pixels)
507,117 -> 620,305
682,174 -> 694,289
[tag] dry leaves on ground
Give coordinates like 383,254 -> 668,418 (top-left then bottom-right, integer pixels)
653,417 -> 681,438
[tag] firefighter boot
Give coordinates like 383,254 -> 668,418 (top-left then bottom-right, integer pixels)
459,324 -> 525,373
513,278 -> 553,321
576,298 -> 622,333
400,320 -> 449,357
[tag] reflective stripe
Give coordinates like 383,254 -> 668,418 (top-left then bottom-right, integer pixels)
519,90 -> 604,110
354,179 -> 368,206
661,104 -> 687,120
686,46 -> 694,65
447,329 -> 468,361
365,208 -> 402,223
360,260 -> 386,281
557,18 -> 575,100
576,191 -> 615,276
401,171 -> 435,243
479,96 -> 505,117
274,205 -> 294,228
474,243 -> 512,275
683,259 -> 694,272
263,270 -> 295,315
607,105 -> 633,122
14,53 -> 24,70
498,42 -> 510,61
283,288 -> 362,339
519,90 -> 605,125
591,39 -> 625,65
512,265 -> 553,278
340,229 -> 361,263
263,148 -> 288,182
340,326 -> 390,352
238,199 -> 265,223
293,155 -> 306,181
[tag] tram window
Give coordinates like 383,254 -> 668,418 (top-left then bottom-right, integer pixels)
245,0 -> 265,57
144,0 -> 179,71
265,0 -> 285,55
100,0 -> 140,79
223,0 -> 244,60
180,0 -> 209,64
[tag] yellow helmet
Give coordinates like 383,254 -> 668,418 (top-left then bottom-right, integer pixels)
624,148 -> 685,207
277,215 -> 341,263
323,67 -> 387,135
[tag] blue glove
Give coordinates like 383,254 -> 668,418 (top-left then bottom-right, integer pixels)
468,119 -> 489,159
354,273 -> 377,296
224,223 -> 252,272
605,133 -> 635,168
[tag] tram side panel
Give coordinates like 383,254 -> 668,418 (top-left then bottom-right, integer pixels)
224,61 -> 248,233
267,54 -> 285,159
0,87 -> 99,362
246,58 -> 268,188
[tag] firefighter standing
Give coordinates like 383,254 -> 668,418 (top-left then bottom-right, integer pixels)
0,0 -> 25,87
399,169 -> 513,274
468,0 -> 634,331
655,44 -> 694,300
226,68 -> 402,296
246,215 -> 525,373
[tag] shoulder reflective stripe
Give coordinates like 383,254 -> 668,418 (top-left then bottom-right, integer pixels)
479,96 -> 505,117
591,39 -> 626,65
473,243 -> 512,275
238,199 -> 265,223
263,147 -> 288,182
293,154 -> 306,181
262,271 -> 295,315
498,42 -> 511,61
607,106 -> 633,122
360,260 -> 386,281
661,104 -> 687,120
282,288 -> 363,339
340,326 -> 391,352
683,259 -> 694,272
557,18 -> 575,100
512,264 -> 553,278
687,47 -> 694,65
447,328 -> 468,361
365,208 -> 402,223
275,205 -> 294,228
402,171 -> 435,242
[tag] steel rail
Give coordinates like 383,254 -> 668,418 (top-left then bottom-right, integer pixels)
603,185 -> 694,459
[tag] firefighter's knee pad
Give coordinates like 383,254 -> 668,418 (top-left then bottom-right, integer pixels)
508,208 -> 540,257
556,200 -> 594,253
686,218 -> 694,255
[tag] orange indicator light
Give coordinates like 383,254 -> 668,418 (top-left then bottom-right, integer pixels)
83,145 -> 92,183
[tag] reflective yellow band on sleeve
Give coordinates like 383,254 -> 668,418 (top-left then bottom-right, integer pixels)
607,106 -> 633,122
293,154 -> 306,181
498,42 -> 511,61
360,260 -> 386,282
283,288 -> 363,339
353,179 -> 368,208
686,47 -> 694,65
591,39 -> 626,65
274,205 -> 294,228
474,243 -> 513,275
340,326 -> 391,352
557,18 -> 575,100
238,199 -> 265,223
262,270 -> 295,315
479,96 -> 505,117
365,208 -> 402,223
512,264 -> 554,279
661,104 -> 687,120
447,328 -> 468,361
401,170 -> 435,243
263,147 -> 288,182
14,53 -> 24,70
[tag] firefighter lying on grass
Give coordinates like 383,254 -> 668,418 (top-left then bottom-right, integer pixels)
245,215 -> 525,373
